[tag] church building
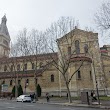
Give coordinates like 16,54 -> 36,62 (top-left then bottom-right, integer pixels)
0,15 -> 110,97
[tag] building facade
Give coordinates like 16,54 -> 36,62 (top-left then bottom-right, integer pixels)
0,16 -> 110,97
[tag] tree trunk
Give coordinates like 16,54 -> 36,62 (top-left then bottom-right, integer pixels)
64,75 -> 72,103
15,77 -> 18,98
34,68 -> 38,101
14,67 -> 19,98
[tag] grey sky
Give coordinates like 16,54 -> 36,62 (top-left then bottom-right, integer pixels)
0,0 -> 107,45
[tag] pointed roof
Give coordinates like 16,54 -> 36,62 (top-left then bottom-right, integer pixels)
57,27 -> 98,43
0,15 -> 10,39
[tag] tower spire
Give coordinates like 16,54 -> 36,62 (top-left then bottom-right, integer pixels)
0,14 -> 10,38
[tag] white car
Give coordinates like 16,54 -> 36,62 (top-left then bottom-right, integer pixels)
16,95 -> 31,102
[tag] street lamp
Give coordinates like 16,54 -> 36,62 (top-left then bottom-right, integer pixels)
25,80 -> 28,94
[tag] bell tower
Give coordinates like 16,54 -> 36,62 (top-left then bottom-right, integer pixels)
0,15 -> 10,58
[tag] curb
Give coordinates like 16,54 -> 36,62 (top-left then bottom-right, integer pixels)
36,101 -> 110,109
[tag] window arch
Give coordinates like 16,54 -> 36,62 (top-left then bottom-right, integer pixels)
75,40 -> 80,54
51,74 -> 54,82
77,71 -> 81,79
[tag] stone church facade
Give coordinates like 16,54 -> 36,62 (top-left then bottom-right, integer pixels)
0,15 -> 110,96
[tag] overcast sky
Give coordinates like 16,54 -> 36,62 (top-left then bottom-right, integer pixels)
0,0 -> 108,46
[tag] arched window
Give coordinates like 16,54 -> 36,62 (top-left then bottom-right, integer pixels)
10,80 -> 13,86
90,71 -> 92,80
4,65 -> 7,71
51,74 -> 54,82
77,71 -> 81,80
84,44 -> 88,53
75,40 -> 80,54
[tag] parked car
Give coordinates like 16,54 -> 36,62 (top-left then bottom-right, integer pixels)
16,95 -> 31,102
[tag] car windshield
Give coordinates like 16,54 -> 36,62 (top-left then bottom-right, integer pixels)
25,96 -> 30,97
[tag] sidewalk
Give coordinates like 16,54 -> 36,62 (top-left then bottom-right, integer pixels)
37,97 -> 110,109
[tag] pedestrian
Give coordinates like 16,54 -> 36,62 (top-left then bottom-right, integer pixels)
66,92 -> 68,99
46,93 -> 49,102
91,91 -> 93,98
93,92 -> 97,101
30,94 -> 32,101
91,91 -> 97,101
30,93 -> 34,101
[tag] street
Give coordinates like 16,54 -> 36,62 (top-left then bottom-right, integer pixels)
0,100 -> 104,110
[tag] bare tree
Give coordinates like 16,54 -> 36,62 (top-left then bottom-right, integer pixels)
11,17 -> 83,103
95,1 -> 110,96
0,42 -> 22,98
45,17 -> 83,103
13,28 -> 50,101
95,2 -> 110,34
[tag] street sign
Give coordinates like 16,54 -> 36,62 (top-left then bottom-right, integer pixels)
1,84 -> 8,92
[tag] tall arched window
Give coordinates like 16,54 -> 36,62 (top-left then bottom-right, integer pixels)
90,71 -> 92,80
75,40 -> 80,54
51,74 -> 54,82
77,71 -> 81,80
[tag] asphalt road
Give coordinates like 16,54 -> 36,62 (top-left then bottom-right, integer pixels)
0,100 -> 104,110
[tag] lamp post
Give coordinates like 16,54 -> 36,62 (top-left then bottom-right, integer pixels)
25,80 -> 28,94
